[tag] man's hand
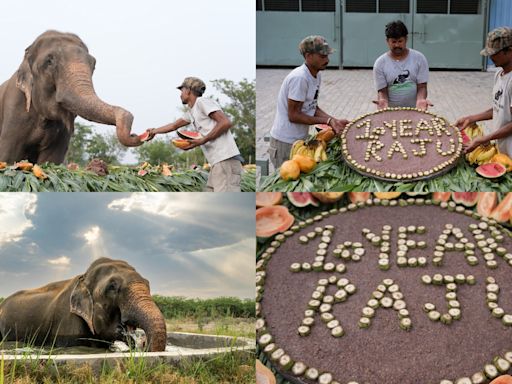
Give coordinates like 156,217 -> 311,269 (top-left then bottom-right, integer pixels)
454,116 -> 472,131
181,137 -> 205,150
331,118 -> 349,134
464,136 -> 488,154
416,99 -> 433,110
147,129 -> 157,141
372,99 -> 388,110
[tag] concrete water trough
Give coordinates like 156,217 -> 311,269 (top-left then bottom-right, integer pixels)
0,332 -> 255,367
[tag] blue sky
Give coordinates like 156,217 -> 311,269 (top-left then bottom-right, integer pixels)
0,0 -> 255,163
0,193 -> 255,299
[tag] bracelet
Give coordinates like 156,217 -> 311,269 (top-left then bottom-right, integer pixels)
326,117 -> 332,126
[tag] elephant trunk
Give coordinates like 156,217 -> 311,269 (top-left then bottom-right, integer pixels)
56,62 -> 141,147
122,281 -> 167,352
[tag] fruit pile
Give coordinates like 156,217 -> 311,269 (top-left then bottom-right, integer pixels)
279,125 -> 335,181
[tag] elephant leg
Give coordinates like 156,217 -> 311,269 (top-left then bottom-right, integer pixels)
36,126 -> 72,164
0,137 -> 26,163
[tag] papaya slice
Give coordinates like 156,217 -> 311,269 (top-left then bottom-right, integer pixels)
432,192 -> 451,203
15,161 -> 33,171
348,192 -> 370,203
490,375 -> 512,384
311,192 -> 344,203
256,192 -> 283,208
256,205 -> 294,238
374,192 -> 401,200
491,193 -> 512,223
477,192 -> 498,218
32,164 -> 48,180
256,359 -> 276,384
172,139 -> 191,149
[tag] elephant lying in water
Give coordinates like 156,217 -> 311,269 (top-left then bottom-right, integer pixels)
0,258 -> 166,352
0,30 -> 142,164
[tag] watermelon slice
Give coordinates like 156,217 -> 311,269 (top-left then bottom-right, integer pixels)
287,192 -> 319,207
138,130 -> 152,142
432,192 -> 451,203
452,192 -> 479,207
475,163 -> 506,179
177,130 -> 203,140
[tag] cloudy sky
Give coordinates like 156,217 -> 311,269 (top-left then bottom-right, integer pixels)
0,1 -> 255,161
0,193 -> 255,299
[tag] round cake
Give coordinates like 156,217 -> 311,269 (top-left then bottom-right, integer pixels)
257,198 -> 512,384
340,108 -> 463,182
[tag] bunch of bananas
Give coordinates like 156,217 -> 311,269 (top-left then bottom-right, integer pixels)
466,143 -> 497,165
290,139 -> 328,162
464,123 -> 484,139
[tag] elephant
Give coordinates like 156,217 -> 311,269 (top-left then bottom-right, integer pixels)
0,258 -> 166,352
0,30 -> 142,164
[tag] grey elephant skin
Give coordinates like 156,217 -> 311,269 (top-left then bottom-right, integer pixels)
0,258 -> 166,352
0,30 -> 142,164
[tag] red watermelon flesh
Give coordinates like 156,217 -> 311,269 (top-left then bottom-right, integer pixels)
287,192 -> 319,207
177,130 -> 203,140
452,192 -> 479,207
461,130 -> 470,145
475,162 -> 506,179
138,130 -> 151,142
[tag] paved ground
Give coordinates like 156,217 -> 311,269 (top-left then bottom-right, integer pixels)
256,68 -> 495,180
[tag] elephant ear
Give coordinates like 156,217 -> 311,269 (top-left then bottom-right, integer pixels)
70,276 -> 95,335
15,49 -> 34,113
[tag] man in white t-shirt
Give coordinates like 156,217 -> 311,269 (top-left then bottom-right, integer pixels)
373,20 -> 431,110
147,77 -> 242,192
268,35 -> 349,169
456,27 -> 512,156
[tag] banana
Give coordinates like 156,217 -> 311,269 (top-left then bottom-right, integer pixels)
476,145 -> 496,164
290,140 -> 305,159
314,144 -> 324,162
320,148 -> 328,161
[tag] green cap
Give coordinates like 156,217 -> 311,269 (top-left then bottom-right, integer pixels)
177,77 -> 206,94
480,27 -> 512,56
299,35 -> 334,56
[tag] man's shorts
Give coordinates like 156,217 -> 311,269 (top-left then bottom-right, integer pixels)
206,158 -> 242,192
268,137 -> 292,169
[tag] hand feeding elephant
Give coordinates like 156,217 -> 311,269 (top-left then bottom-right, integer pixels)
0,30 -> 142,164
0,258 -> 166,352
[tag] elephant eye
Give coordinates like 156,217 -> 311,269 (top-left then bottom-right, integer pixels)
44,55 -> 55,68
106,281 -> 118,293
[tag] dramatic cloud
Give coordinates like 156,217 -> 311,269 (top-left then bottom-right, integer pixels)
0,194 -> 38,245
83,226 -> 100,244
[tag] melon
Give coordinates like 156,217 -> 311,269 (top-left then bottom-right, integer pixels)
475,162 -> 506,179
477,192 -> 498,218
432,192 -> 451,203
256,205 -> 294,238
138,130 -> 151,142
348,192 -> 371,203
287,192 -> 319,207
491,193 -> 512,223
172,139 -> 191,149
177,130 -> 202,140
256,192 -> 283,208
451,192 -> 479,207
311,192 -> 344,204
374,192 -> 401,200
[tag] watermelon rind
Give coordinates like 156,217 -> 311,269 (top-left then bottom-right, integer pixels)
177,130 -> 203,140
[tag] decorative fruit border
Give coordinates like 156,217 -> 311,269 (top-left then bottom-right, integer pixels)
340,108 -> 463,183
256,196 -> 512,384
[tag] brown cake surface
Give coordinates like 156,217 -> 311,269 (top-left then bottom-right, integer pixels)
341,108 -> 463,182
258,200 -> 512,383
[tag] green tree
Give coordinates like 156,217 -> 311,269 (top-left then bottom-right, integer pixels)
211,78 -> 255,164
66,123 -> 93,165
85,131 -> 127,165
135,138 -> 178,165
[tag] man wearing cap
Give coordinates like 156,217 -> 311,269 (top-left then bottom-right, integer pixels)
268,35 -> 349,169
456,27 -> 512,156
373,20 -> 431,110
147,77 -> 243,192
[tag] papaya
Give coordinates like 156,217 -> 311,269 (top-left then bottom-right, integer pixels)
477,192 -> 498,218
256,360 -> 276,384
256,192 -> 283,207
292,154 -> 316,173
315,125 -> 336,142
161,163 -> 173,176
490,153 -> 512,172
432,192 -> 451,203
15,161 -> 33,171
374,192 -> 401,200
32,164 -> 48,180
490,375 -> 512,384
491,193 -> 512,223
256,205 -> 294,238
280,160 -> 300,181
348,192 -> 371,203
172,139 -> 191,149
311,192 -> 344,204
0,162 -> 6,170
